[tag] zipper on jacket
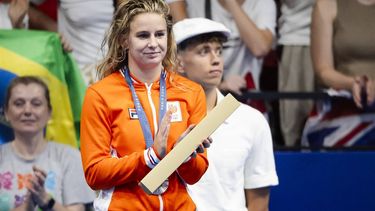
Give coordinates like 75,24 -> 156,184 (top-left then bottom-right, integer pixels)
145,83 -> 158,136
158,195 -> 164,211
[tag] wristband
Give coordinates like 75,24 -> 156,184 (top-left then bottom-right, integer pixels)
39,197 -> 55,211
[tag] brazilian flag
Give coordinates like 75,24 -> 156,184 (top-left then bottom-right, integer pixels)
0,29 -> 86,148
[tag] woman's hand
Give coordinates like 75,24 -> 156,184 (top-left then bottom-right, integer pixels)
27,166 -> 50,208
352,76 -> 375,108
175,124 -> 213,158
153,109 -> 173,158
154,110 -> 213,159
192,136 -> 213,157
59,33 -> 73,52
8,0 -> 29,28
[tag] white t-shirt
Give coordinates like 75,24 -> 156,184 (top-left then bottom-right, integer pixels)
278,0 -> 315,46
188,90 -> 279,211
185,0 -> 276,88
58,0 -> 114,69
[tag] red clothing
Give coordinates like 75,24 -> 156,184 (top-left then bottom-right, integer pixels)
80,71 -> 208,210
35,0 -> 58,21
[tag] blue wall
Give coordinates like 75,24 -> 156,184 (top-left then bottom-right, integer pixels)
270,151 -> 375,211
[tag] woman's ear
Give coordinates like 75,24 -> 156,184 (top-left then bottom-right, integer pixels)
119,35 -> 128,50
176,54 -> 186,75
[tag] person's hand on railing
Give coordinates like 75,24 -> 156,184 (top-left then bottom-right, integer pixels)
352,75 -> 375,109
219,74 -> 246,95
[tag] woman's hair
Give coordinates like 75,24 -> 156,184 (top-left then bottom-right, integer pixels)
4,76 -> 52,111
97,0 -> 176,79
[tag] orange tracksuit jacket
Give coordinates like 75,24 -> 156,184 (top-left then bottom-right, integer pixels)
80,71 -> 208,210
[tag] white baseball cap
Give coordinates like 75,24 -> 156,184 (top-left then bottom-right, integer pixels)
173,18 -> 231,45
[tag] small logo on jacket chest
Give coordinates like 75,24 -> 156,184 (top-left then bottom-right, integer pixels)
128,108 -> 139,119
167,101 -> 182,122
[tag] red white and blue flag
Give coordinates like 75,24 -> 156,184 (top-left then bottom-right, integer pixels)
302,90 -> 375,148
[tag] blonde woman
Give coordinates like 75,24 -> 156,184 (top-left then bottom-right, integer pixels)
80,0 -> 211,210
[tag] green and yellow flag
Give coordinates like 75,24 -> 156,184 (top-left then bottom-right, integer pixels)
0,29 -> 86,148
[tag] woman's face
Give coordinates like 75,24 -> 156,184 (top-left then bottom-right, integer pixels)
126,13 -> 168,70
5,83 -> 51,136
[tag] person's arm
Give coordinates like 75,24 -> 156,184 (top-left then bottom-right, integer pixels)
311,0 -> 375,107
219,74 -> 247,95
37,197 -> 85,211
243,107 -> 278,211
219,0 -> 275,57
11,197 -> 84,211
311,0 -> 353,90
28,4 -> 57,31
167,0 -> 187,22
80,87 -> 151,190
246,187 -> 270,211
27,166 -> 86,211
8,0 -> 29,28
36,195 -> 85,211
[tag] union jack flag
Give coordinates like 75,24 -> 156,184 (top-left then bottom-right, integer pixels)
301,90 -> 375,148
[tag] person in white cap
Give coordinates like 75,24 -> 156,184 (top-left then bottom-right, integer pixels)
174,17 -> 279,211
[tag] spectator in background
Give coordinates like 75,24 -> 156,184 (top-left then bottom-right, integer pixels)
278,0 -> 315,146
184,0 -> 276,97
0,76 -> 95,210
311,0 -> 375,108
57,0 -> 114,84
0,0 -> 59,31
174,17 -> 278,211
31,0 -> 182,84
80,0 -> 211,210
302,0 -> 375,148
0,0 -> 72,51
29,0 -> 114,85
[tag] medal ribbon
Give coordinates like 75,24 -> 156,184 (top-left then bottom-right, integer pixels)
121,67 -> 167,148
